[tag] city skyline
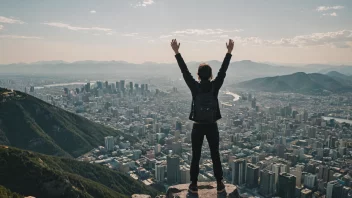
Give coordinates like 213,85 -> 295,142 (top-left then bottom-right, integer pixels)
1,0 -> 352,65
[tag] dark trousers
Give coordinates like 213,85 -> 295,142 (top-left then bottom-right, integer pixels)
190,123 -> 223,183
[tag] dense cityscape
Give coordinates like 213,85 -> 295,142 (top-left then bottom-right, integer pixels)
2,75 -> 351,198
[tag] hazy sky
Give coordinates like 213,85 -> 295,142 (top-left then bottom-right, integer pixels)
0,0 -> 352,65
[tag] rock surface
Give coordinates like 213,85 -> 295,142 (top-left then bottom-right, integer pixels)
166,182 -> 240,198
131,195 -> 152,198
131,182 -> 240,198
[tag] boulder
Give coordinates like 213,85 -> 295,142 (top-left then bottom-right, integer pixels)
166,182 -> 240,198
131,195 -> 152,198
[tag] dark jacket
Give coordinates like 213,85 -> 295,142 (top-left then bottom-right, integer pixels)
175,53 -> 232,122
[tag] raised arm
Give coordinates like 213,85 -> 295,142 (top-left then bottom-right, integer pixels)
171,39 -> 197,93
213,39 -> 234,90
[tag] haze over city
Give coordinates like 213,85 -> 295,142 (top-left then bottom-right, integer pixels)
1,1 -> 352,198
1,0 -> 352,64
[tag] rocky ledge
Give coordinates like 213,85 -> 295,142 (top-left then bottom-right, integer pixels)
132,182 -> 240,198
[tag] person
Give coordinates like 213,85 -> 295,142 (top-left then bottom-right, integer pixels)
170,38 -> 234,194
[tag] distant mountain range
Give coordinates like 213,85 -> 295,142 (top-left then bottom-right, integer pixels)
0,87 -> 136,157
236,71 -> 352,94
0,146 -> 159,198
1,60 -> 351,82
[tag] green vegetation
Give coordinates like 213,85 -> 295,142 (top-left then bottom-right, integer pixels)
0,185 -> 23,198
0,87 -> 137,157
0,146 -> 159,198
236,72 -> 352,94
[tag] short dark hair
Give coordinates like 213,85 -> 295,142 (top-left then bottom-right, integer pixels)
198,63 -> 213,81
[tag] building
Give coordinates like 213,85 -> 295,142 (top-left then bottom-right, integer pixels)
327,180 -> 342,198
155,164 -> 166,182
259,170 -> 275,198
120,80 -> 125,92
272,163 -> 287,192
129,82 -> 133,92
232,159 -> 246,185
301,188 -> 312,198
104,136 -> 114,151
342,186 -> 351,198
180,166 -> 190,184
246,163 -> 259,188
304,173 -> 316,189
278,172 -> 296,198
167,155 -> 180,184
172,141 -> 182,155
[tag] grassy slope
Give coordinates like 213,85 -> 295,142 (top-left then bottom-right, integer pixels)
0,87 -> 137,157
0,146 -> 159,198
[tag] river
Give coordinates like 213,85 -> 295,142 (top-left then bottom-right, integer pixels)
225,91 -> 241,102
322,116 -> 352,124
35,81 -> 96,89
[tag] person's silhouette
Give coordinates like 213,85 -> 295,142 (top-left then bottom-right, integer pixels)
171,39 -> 234,195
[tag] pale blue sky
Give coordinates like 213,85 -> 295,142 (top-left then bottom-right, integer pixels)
0,0 -> 351,64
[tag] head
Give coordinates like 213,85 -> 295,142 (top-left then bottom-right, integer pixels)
197,63 -> 213,81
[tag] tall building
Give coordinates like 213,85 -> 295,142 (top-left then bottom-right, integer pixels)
172,141 -> 182,155
326,180 -> 335,198
129,82 -> 133,92
175,121 -> 182,131
251,98 -> 256,108
85,82 -> 91,92
155,164 -> 166,182
278,172 -> 296,198
167,155 -> 180,184
232,159 -> 246,185
104,136 -> 114,151
96,81 -> 103,89
116,81 -> 119,90
246,163 -> 259,188
327,180 -> 342,198
154,144 -> 161,155
120,80 -> 125,92
259,170 -> 275,197
318,165 -> 329,182
276,144 -> 285,158
304,173 -> 316,189
180,166 -> 190,184
303,110 -> 308,121
342,186 -> 351,198
272,163 -> 287,192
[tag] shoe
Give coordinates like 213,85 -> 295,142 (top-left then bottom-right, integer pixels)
217,181 -> 226,193
188,183 -> 198,194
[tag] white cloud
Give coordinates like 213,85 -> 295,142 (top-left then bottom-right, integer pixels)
122,33 -> 138,36
265,30 -> 352,48
218,35 -> 229,38
0,35 -> 42,39
172,29 -> 243,36
198,39 -> 219,43
160,35 -> 173,38
42,22 -> 112,32
221,30 -> 352,48
0,25 -> 3,31
0,16 -> 25,24
90,10 -> 96,14
316,5 -> 344,12
148,40 -> 155,43
133,0 -> 155,7
323,12 -> 337,16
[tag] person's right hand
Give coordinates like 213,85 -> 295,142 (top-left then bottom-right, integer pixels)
226,39 -> 234,54
171,39 -> 180,54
